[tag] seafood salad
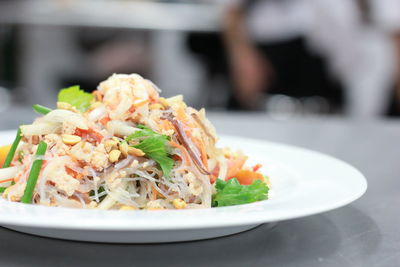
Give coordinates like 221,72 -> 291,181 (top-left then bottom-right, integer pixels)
0,74 -> 269,210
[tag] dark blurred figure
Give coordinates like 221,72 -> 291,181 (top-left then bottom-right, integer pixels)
382,0 -> 400,116
389,33 -> 400,115
189,0 -> 345,111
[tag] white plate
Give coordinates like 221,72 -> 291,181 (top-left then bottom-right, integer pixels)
0,130 -> 367,243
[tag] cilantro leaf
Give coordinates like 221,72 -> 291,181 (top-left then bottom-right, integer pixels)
126,125 -> 166,141
58,85 -> 93,112
126,125 -> 173,177
212,178 -> 269,207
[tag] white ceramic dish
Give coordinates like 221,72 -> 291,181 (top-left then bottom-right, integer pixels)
0,130 -> 367,243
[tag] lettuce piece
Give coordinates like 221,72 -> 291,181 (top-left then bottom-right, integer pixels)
126,125 -> 173,177
212,178 -> 269,207
58,86 -> 93,112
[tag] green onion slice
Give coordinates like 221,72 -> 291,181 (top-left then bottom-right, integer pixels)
21,141 -> 47,204
32,104 -> 52,115
2,128 -> 22,169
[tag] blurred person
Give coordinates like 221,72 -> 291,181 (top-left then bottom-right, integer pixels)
191,0 -> 399,117
390,33 -> 400,115
189,0 -> 347,111
308,0 -> 400,117
221,0 -> 345,111
372,0 -> 400,116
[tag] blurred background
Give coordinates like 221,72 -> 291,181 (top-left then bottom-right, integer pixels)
0,0 -> 399,119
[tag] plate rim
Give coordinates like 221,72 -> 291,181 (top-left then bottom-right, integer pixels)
0,130 -> 367,231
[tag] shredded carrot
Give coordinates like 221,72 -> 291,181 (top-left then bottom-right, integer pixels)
199,141 -> 208,168
169,141 -> 190,166
65,166 -> 83,179
151,186 -> 157,200
151,185 -> 165,200
185,129 -> 208,168
65,166 -> 76,176
170,114 -> 209,169
128,99 -> 150,114
135,99 -> 150,108
194,137 -> 208,168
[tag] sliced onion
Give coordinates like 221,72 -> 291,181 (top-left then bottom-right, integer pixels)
97,180 -> 129,209
106,120 -> 139,137
217,156 -> 228,181
43,109 -> 88,130
73,192 -> 86,208
20,123 -> 59,136
88,106 -> 106,121
0,166 -> 21,182
114,156 -> 134,170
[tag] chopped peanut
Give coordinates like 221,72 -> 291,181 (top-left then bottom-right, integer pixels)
104,139 -> 118,153
109,150 -> 121,163
119,141 -> 129,157
128,147 -> 145,157
61,134 -> 82,145
172,199 -> 187,209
